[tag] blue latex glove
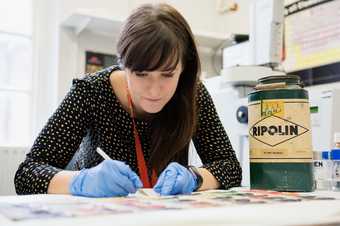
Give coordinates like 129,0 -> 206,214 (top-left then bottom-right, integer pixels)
70,159 -> 142,197
153,162 -> 197,195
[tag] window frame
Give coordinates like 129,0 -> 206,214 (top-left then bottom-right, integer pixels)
0,1 -> 34,147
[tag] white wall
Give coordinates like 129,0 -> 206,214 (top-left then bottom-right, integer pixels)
129,0 -> 250,35
56,0 -> 249,35
57,0 -> 130,24
32,0 -> 59,137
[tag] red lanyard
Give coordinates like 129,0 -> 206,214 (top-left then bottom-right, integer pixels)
126,88 -> 157,188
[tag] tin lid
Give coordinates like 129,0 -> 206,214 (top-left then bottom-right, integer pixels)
257,75 -> 303,88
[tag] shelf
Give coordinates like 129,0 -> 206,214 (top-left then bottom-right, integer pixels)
62,9 -> 231,50
61,9 -> 124,37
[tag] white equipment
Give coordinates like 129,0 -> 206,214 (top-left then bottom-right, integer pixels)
220,65 -> 285,85
249,0 -> 284,66
309,88 -> 340,152
223,0 -> 284,70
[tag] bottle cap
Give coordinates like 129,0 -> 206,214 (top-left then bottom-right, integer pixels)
334,132 -> 340,143
330,149 -> 340,160
313,151 -> 322,160
322,151 -> 329,160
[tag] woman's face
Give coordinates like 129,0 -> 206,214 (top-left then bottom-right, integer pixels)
126,62 -> 182,116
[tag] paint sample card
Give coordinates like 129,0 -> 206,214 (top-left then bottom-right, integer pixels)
134,189 -> 160,197
0,189 -> 336,222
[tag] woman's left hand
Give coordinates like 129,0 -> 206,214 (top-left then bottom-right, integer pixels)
153,162 -> 197,195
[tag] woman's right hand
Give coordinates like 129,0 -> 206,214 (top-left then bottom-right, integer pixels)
69,159 -> 142,197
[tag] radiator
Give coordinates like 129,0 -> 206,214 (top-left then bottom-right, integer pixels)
0,146 -> 28,196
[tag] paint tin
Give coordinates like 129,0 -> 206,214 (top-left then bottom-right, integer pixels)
248,75 -> 314,191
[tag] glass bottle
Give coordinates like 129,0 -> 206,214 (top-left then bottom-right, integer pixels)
331,132 -> 340,191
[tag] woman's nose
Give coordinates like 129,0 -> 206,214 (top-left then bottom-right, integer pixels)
147,76 -> 162,97
148,82 -> 161,97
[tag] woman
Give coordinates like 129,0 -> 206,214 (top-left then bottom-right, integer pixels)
15,3 -> 242,197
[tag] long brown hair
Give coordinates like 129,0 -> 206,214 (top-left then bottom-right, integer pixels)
117,3 -> 201,172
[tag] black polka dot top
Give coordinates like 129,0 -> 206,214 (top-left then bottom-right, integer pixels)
14,66 -> 242,194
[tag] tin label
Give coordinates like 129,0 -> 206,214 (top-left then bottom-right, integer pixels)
261,100 -> 284,118
249,99 -> 312,163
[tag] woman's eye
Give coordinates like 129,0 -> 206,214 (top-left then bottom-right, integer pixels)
135,72 -> 148,77
162,73 -> 174,78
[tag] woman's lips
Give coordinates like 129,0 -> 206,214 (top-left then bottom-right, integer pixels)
145,97 -> 162,102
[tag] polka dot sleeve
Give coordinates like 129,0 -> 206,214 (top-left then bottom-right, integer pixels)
14,79 -> 95,194
192,82 -> 242,189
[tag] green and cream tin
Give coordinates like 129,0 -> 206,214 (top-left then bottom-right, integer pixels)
248,75 -> 314,191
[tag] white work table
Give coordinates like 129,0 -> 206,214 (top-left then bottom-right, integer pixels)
1,189 -> 340,226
